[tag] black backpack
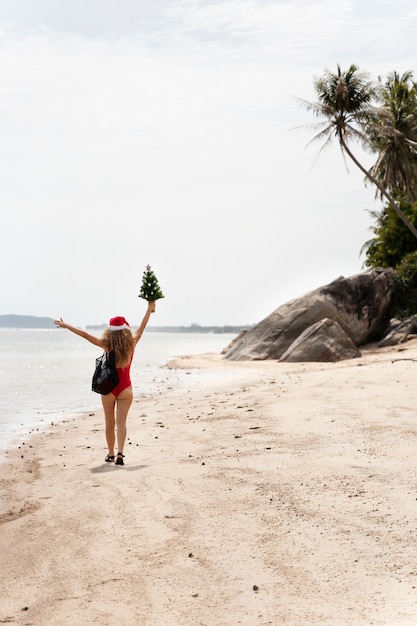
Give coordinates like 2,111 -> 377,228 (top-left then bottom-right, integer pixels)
92,350 -> 119,395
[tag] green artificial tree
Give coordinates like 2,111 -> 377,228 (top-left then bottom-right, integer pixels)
139,265 -> 165,301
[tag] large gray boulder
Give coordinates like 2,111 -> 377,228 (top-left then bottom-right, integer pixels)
280,318 -> 361,362
224,268 -> 397,361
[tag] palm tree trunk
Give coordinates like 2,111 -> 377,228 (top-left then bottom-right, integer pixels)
338,132 -> 417,240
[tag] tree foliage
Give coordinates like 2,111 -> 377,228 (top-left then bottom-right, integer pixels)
362,199 -> 417,316
395,250 -> 417,316
300,65 -> 417,238
364,200 -> 417,268
368,71 -> 417,202
301,65 -> 417,316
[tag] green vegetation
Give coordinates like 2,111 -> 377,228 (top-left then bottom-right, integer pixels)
302,65 -> 417,317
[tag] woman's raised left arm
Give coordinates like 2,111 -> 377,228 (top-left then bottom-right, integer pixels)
133,301 -> 156,344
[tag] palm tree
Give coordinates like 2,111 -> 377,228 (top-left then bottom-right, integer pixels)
368,71 -> 417,202
300,64 -> 417,239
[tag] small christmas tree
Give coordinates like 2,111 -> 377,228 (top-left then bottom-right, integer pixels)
139,265 -> 165,301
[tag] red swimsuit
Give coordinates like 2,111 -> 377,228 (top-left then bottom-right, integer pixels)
110,354 -> 134,397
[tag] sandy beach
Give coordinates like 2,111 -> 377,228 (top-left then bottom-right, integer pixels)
1,343 -> 417,625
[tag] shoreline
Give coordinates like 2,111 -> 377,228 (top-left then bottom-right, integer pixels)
0,352 -> 241,461
2,345 -> 417,624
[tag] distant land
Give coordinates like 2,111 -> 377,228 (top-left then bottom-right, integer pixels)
0,315 -> 251,334
87,322 -> 251,334
0,314 -> 56,328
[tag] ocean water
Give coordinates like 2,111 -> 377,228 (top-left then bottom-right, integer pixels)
0,328 -> 237,454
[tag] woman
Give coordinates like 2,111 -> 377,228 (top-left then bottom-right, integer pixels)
54,300 -> 156,465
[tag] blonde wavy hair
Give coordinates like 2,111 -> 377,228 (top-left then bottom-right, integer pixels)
102,329 -> 134,368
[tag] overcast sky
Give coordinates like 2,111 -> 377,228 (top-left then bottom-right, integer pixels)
0,0 -> 416,326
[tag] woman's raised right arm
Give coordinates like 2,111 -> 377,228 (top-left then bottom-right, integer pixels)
54,318 -> 105,348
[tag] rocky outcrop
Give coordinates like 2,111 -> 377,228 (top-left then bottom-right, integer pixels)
378,315 -> 417,347
224,269 -> 397,362
280,318 -> 361,362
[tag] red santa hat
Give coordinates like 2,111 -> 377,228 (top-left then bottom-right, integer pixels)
108,316 -> 130,330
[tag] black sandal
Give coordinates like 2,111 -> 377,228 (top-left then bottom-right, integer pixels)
105,454 -> 115,463
115,452 -> 125,466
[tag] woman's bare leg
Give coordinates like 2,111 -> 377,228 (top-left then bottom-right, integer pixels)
101,393 -> 117,455
115,387 -> 133,454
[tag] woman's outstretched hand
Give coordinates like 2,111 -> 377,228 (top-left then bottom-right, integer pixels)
148,301 -> 156,313
54,318 -> 68,329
